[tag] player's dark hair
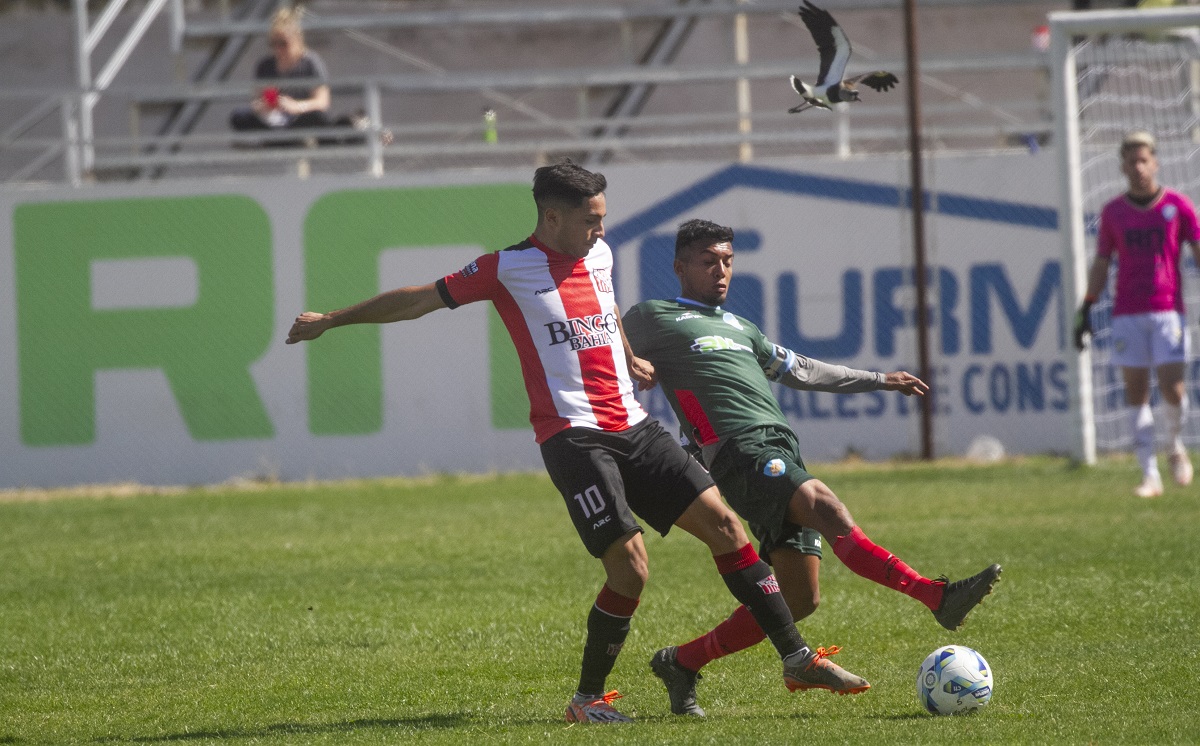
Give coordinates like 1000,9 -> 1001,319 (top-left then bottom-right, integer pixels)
532,160 -> 607,215
675,218 -> 735,258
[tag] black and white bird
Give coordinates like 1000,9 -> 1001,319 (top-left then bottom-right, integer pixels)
789,1 -> 899,113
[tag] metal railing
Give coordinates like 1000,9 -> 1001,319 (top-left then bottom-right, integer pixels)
0,0 -> 1057,185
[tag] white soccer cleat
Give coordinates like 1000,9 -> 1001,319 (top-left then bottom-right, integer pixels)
1134,472 -> 1164,499
564,690 -> 633,724
1168,451 -> 1193,487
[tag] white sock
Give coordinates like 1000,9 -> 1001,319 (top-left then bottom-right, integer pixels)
1163,396 -> 1188,454
1130,404 -> 1158,478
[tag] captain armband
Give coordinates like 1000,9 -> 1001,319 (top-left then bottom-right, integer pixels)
763,344 -> 796,382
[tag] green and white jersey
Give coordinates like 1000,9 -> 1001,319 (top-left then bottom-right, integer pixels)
623,299 -> 789,446
623,298 -> 884,451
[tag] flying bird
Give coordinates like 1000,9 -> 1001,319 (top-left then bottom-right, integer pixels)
789,1 -> 899,113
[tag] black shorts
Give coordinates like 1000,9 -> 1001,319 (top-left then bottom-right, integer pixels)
540,418 -> 715,558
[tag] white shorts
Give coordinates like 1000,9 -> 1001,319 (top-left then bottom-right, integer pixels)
1110,311 -> 1190,368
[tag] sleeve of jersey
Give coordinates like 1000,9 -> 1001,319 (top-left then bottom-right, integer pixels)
436,253 -> 501,309
763,342 -> 884,393
1181,195 -> 1200,242
622,305 -> 651,356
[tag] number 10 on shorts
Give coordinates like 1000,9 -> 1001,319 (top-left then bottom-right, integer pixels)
573,485 -> 607,518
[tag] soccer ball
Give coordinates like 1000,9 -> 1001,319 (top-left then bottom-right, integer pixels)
916,645 -> 993,715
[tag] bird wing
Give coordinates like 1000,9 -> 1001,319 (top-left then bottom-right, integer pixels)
799,1 -> 852,87
788,101 -> 818,114
846,71 -> 899,92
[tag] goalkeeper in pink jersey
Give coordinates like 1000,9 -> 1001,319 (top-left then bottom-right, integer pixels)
1074,130 -> 1200,497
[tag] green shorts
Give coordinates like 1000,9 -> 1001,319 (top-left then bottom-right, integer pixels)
709,425 -> 823,560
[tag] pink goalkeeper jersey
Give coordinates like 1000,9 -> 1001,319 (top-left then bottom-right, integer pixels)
436,235 -> 646,444
1097,188 -> 1200,316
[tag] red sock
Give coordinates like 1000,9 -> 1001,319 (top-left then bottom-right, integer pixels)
595,584 -> 640,617
675,605 -> 765,672
833,526 -> 943,610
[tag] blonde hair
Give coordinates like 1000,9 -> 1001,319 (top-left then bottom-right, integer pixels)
1120,130 -> 1156,157
270,6 -> 305,41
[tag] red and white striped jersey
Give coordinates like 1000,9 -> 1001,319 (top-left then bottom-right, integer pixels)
436,235 -> 647,443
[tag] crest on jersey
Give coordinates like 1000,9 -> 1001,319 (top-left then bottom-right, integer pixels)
764,458 -> 786,476
1162,204 -> 1178,222
592,267 -> 613,293
723,312 -> 744,330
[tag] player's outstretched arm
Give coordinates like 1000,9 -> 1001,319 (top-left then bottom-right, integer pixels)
880,371 -> 929,397
766,343 -> 884,394
285,282 -> 445,344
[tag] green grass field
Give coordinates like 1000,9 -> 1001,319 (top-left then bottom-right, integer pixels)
2,456 -> 1197,744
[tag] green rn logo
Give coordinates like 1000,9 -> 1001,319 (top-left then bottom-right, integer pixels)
13,185 -> 533,445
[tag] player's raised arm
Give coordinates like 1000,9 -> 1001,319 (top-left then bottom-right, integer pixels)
285,282 -> 446,344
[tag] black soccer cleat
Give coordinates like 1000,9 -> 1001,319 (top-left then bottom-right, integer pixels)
932,563 -> 1002,631
649,646 -> 705,717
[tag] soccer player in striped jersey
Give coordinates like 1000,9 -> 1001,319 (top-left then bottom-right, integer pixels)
623,218 -> 1002,717
1075,130 -> 1199,497
286,162 -> 859,724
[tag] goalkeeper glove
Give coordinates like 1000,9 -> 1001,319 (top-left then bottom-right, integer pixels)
1073,299 -> 1094,351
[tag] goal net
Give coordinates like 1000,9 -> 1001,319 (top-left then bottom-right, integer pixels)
1052,6 -> 1200,463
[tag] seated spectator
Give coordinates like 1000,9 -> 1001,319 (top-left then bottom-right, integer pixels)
230,7 -> 335,144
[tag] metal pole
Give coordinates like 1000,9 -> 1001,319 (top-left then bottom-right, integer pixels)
734,0 -> 753,162
365,81 -> 384,177
1050,16 -> 1095,465
60,94 -> 82,187
72,0 -> 94,177
904,0 -> 933,460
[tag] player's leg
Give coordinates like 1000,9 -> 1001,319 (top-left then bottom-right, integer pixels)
786,479 -> 1000,631
787,478 -> 936,608
1152,311 -> 1192,487
617,419 -> 806,670
1122,366 -> 1160,496
1158,362 -> 1193,486
676,538 -> 823,671
670,546 -> 822,673
673,490 -> 868,696
672,488 -> 812,662
540,428 -> 643,724
564,530 -> 644,723
651,534 -> 827,715
772,545 -> 822,621
1112,313 -> 1161,496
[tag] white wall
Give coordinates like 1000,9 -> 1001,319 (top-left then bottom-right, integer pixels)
0,151 -> 1062,489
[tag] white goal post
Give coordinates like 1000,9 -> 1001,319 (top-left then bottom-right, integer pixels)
1051,6 -> 1200,465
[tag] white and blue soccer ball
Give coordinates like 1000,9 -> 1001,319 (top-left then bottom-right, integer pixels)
916,645 -> 993,715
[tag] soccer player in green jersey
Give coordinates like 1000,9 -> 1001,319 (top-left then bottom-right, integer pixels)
623,219 -> 1003,717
